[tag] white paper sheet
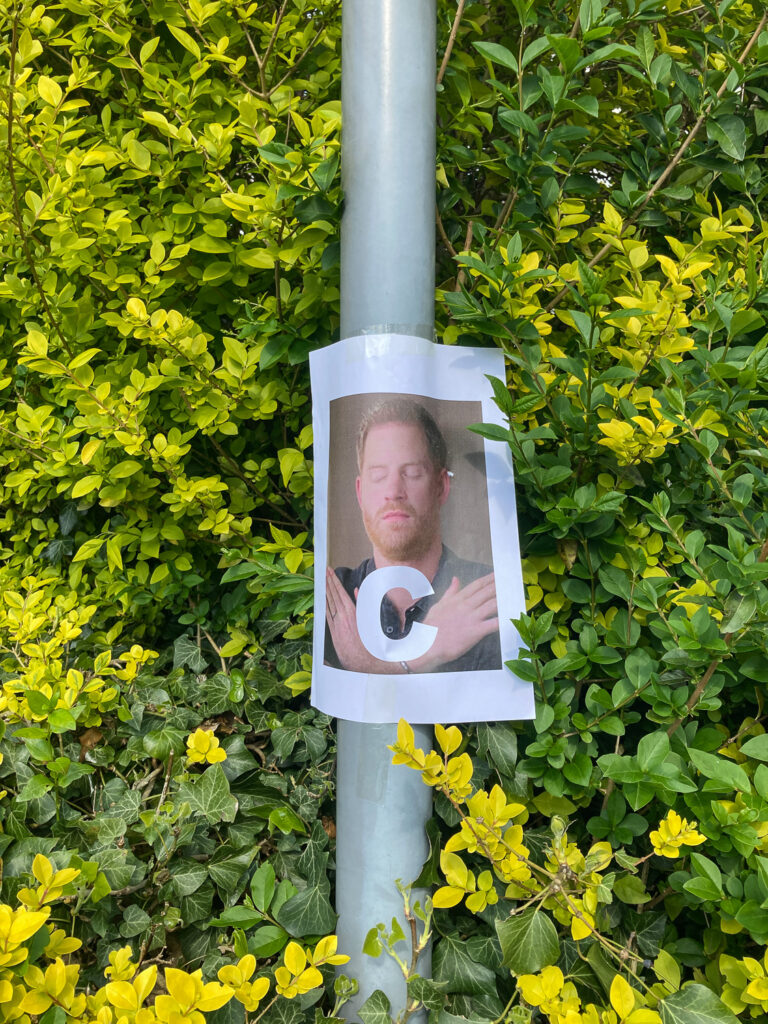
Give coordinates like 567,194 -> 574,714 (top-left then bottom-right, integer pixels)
310,335 -> 534,724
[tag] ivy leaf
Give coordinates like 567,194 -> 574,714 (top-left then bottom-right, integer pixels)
433,935 -> 497,995
171,862 -> 208,898
274,879 -> 335,937
660,984 -> 740,1024
177,765 -> 238,824
476,724 -> 518,777
495,910 -> 560,974
173,635 -> 207,673
359,991 -> 392,1024
119,905 -> 150,937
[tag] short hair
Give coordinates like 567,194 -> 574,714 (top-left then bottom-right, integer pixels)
356,398 -> 448,472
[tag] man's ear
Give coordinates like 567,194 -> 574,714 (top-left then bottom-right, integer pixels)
355,475 -> 362,508
438,468 -> 450,506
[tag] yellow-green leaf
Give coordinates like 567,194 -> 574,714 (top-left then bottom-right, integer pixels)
38,75 -> 62,106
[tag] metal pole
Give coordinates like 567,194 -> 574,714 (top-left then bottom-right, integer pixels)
337,0 -> 436,1018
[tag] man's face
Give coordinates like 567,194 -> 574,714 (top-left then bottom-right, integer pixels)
356,420 -> 449,562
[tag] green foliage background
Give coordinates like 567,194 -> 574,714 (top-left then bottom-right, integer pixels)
2,0 -> 768,1021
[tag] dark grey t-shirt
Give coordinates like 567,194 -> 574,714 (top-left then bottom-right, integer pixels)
324,545 -> 502,672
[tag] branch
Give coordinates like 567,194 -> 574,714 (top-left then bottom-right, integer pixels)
545,11 -> 768,312
267,4 -> 340,99
667,533 -> 768,737
436,207 -> 458,257
437,0 -> 467,86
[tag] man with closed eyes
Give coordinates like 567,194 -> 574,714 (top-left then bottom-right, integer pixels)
324,397 -> 501,674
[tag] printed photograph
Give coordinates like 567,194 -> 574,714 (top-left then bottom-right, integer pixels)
323,392 -> 502,674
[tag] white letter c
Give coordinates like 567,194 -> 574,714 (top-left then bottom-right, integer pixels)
355,566 -> 438,662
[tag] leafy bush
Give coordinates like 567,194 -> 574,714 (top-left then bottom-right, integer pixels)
0,0 -> 341,1011
2,0 -> 768,1023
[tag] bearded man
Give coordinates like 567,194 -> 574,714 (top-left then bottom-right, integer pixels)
324,397 -> 501,674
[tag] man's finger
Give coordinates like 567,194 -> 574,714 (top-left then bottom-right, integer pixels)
326,571 -> 338,619
329,569 -> 355,613
477,616 -> 499,637
328,569 -> 360,634
473,594 -> 498,620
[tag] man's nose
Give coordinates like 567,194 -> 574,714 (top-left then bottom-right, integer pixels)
384,470 -> 406,500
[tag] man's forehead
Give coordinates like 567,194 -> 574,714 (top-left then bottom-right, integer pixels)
361,420 -> 429,459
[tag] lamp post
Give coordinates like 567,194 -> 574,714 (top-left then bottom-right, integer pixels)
336,0 -> 436,1017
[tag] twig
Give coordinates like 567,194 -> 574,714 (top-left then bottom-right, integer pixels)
436,207 -> 458,257
262,0 -> 289,75
545,11 -> 768,312
134,765 -> 163,793
437,0 -> 467,86
490,187 -> 519,250
454,219 -> 474,291
158,750 -> 174,807
202,627 -> 228,672
267,6 -> 340,99
667,533 -> 768,736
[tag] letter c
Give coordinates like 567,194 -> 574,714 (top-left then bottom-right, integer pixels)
356,566 -> 438,662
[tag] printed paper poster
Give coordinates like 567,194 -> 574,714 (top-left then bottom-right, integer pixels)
310,334 -> 534,724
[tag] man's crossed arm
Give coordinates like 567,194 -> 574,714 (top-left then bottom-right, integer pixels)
326,567 -> 498,674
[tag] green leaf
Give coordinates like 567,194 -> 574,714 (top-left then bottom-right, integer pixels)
495,911 -> 560,975
48,709 -> 77,733
720,591 -> 757,634
660,984 -> 739,1024
476,723 -> 518,776
473,41 -> 518,73
171,862 -> 208,898
636,732 -> 669,772
268,805 -> 306,834
167,23 -> 201,59
126,139 -> 151,171
250,862 -> 276,911
247,925 -> 288,958
274,879 -> 335,937
363,927 -> 382,958
412,817 -> 442,888
173,635 -> 207,673
706,116 -> 746,162
739,735 -> 768,761
468,422 -> 510,443
682,877 -> 722,902
613,875 -> 651,904
208,848 -> 256,898
18,775 -> 53,802
359,991 -> 392,1024
520,37 -> 550,69
434,935 -> 498,995
687,747 -> 750,793
119,905 -> 151,937
209,906 -> 264,929
177,765 -> 238,824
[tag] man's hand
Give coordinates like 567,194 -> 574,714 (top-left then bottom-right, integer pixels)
326,568 -> 498,674
326,568 -> 386,673
410,573 -> 498,673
